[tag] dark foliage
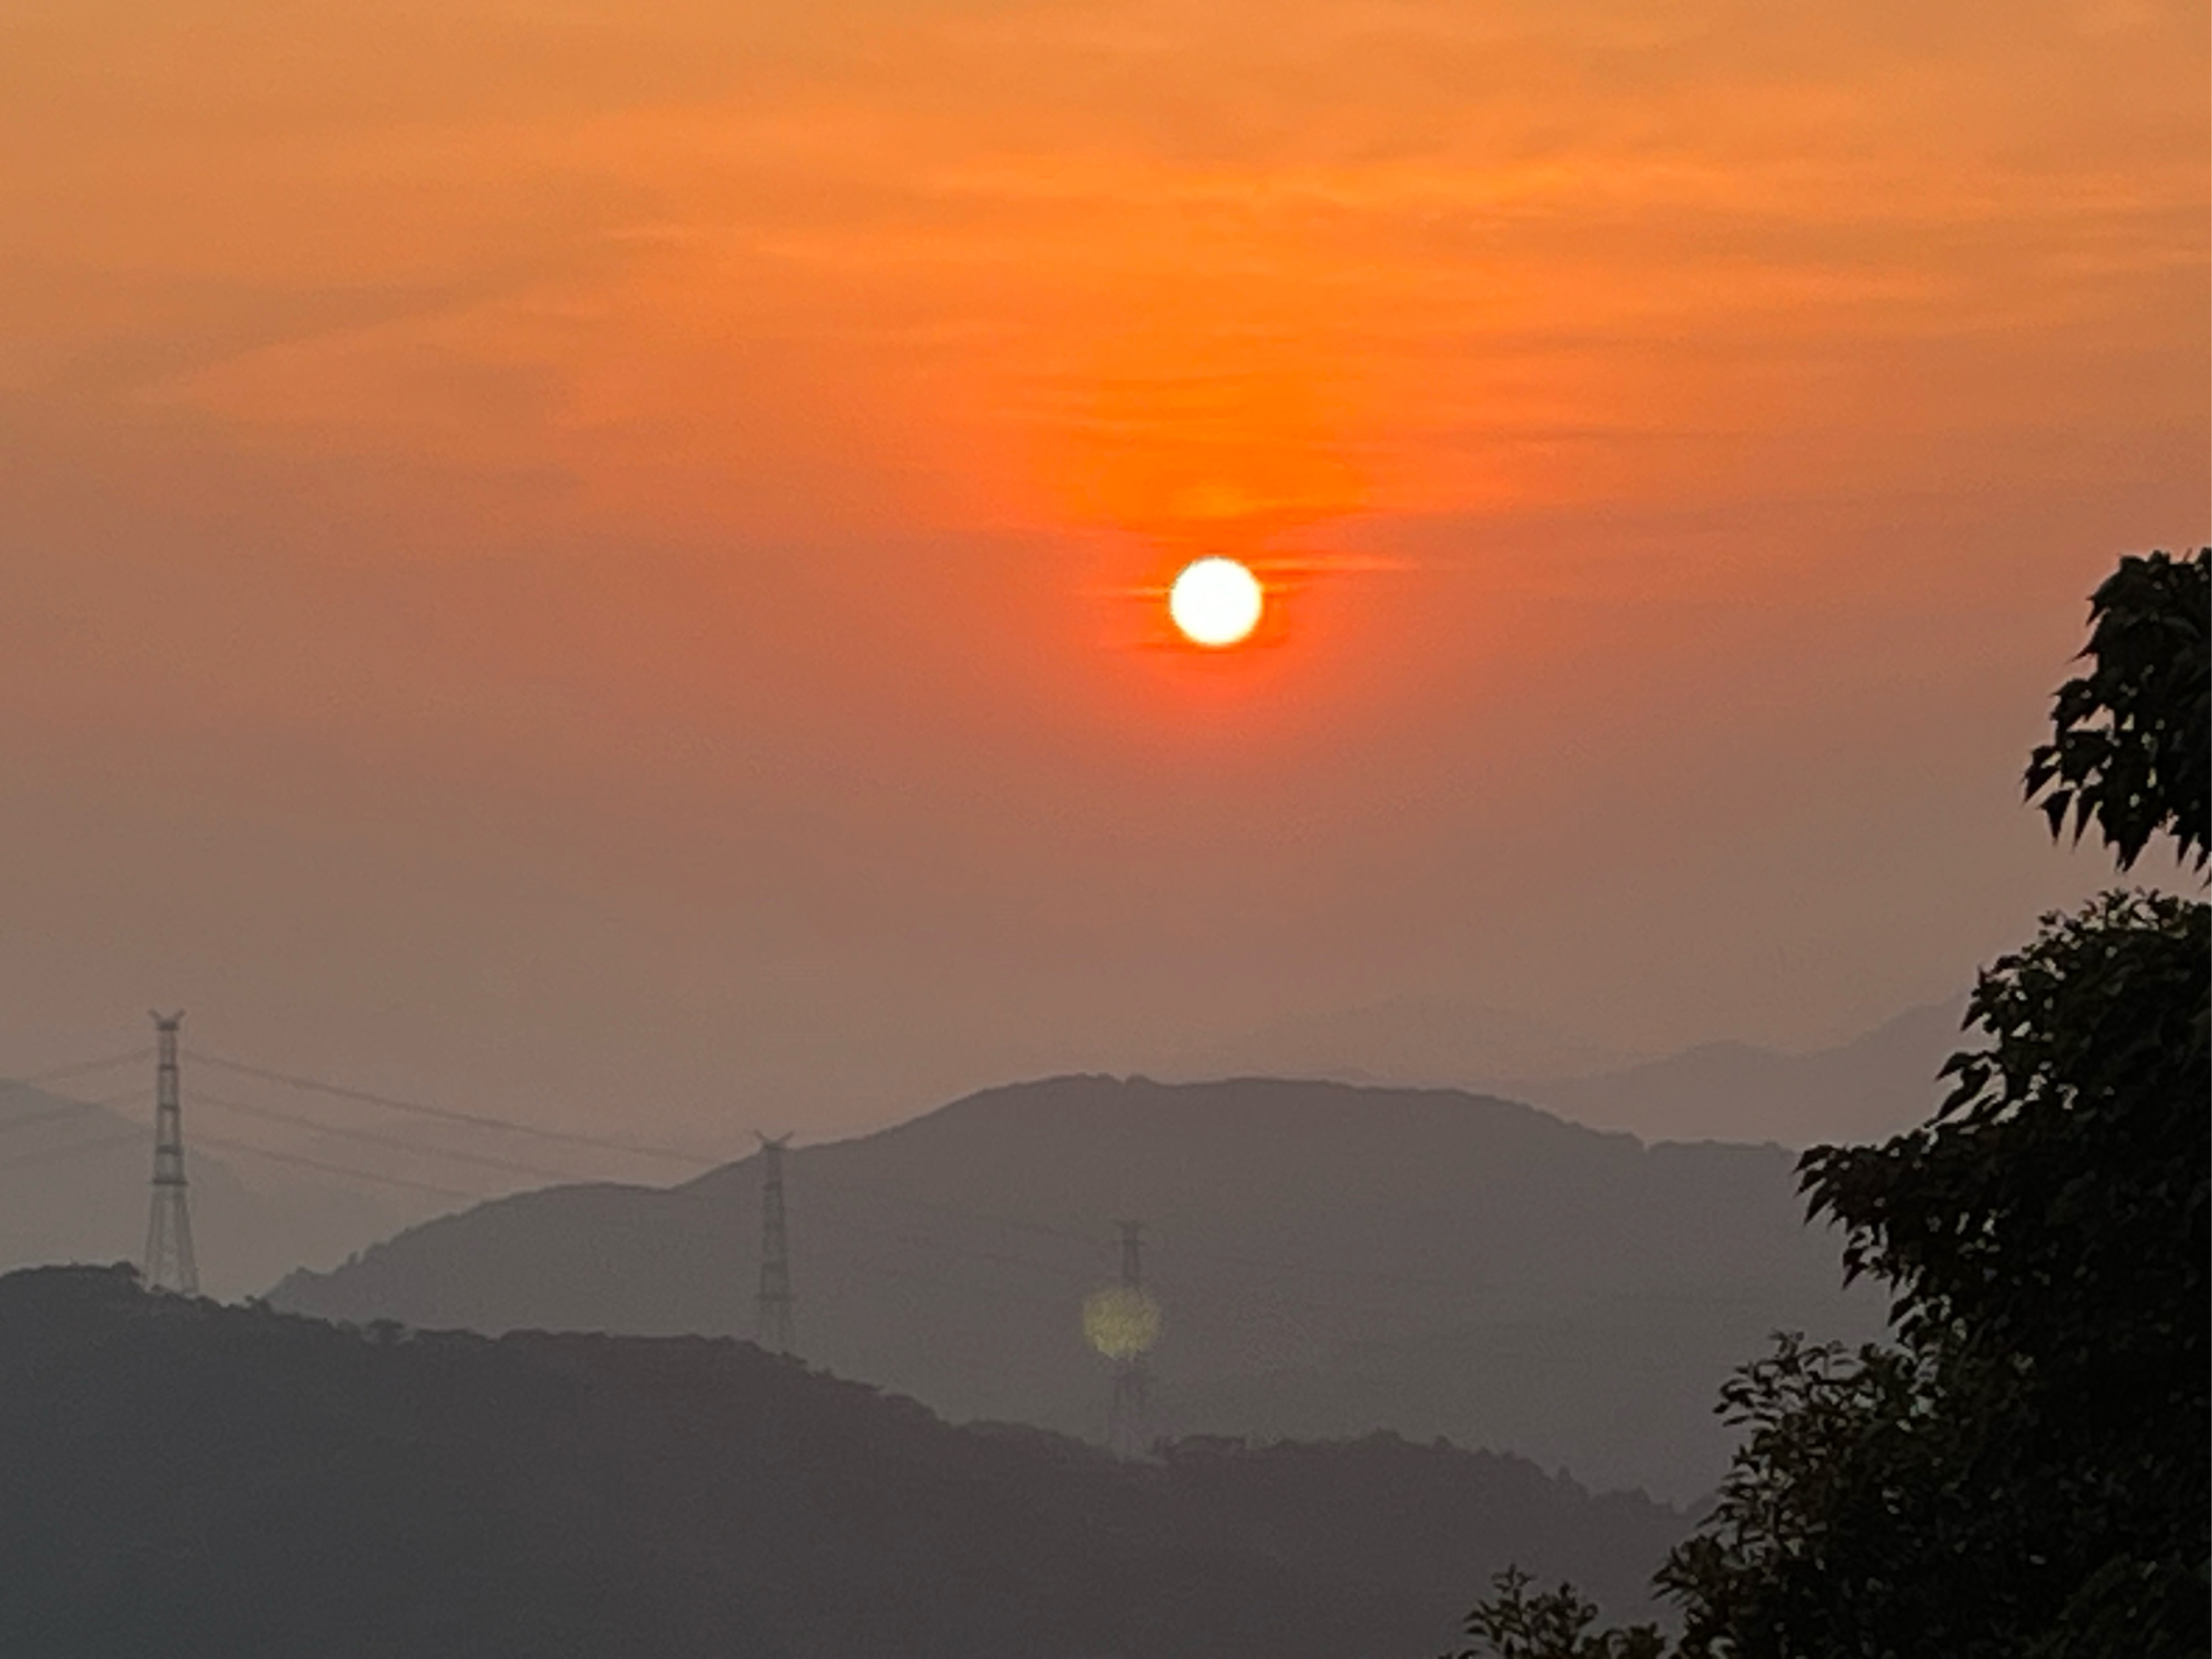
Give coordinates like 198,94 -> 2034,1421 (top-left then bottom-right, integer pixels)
1747,888 -> 2210,1658
1446,547 -> 2211,1657
1441,1569 -> 1665,1659
0,1265 -> 1680,1659
1654,898 -> 2210,1656
2026,546 -> 2209,872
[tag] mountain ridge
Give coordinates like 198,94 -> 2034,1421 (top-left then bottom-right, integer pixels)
1510,999 -> 1965,1146
274,1073 -> 1886,1501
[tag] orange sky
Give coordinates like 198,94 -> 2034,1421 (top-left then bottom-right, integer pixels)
2,0 -> 2205,1151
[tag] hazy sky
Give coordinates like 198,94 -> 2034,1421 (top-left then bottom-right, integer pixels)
3,0 -> 2205,1152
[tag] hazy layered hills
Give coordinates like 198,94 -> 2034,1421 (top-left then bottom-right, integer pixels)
0,1265 -> 1685,1657
0,1079 -> 391,1297
1163,997 -> 1962,1146
274,1076 -> 1888,1501
1512,1000 -> 1964,1146
1158,1000 -> 1634,1095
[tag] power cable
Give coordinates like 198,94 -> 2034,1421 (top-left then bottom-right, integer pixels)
190,1091 -> 611,1185
0,1128 -> 144,1172
0,1101 -> 106,1138
190,1132 -> 484,1201
177,1050 -> 1494,1320
8,1049 -> 153,1086
183,1052 -> 719,1166
793,1169 -> 1490,1298
789,1202 -> 1100,1285
791,1170 -> 1102,1246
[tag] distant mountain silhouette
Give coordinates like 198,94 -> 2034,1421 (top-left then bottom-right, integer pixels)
1158,997 -> 1633,1089
1509,1000 -> 1966,1146
273,1076 -> 1886,1501
1155,998 -> 1962,1147
0,1079 -> 395,1297
1,1264 -> 1686,1657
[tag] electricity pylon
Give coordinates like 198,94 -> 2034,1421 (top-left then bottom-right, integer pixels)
756,1132 -> 795,1353
1106,1219 -> 1150,1458
142,1011 -> 198,1294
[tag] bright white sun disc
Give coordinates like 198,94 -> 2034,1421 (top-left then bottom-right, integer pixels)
1169,557 -> 1264,648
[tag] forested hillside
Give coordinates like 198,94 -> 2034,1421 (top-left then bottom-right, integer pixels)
0,1265 -> 1684,1658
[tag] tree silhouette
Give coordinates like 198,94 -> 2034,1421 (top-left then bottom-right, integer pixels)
1440,1568 -> 1665,1659
1446,547 -> 2210,1658
2026,547 -> 2208,872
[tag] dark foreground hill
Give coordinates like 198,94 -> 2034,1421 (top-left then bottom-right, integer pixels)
0,1265 -> 1684,1659
274,1076 -> 1886,1501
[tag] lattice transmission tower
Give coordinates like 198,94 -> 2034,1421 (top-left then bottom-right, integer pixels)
1106,1219 -> 1151,1458
755,1132 -> 795,1354
142,1011 -> 198,1295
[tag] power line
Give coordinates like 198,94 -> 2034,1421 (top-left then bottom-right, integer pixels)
797,1238 -> 1079,1316
191,1132 -> 484,1201
793,1169 -> 1484,1299
0,1101 -> 106,1138
800,1206 -> 1099,1284
795,1170 -> 1098,1245
183,1051 -> 717,1166
190,1092 -> 608,1185
1164,1243 -> 1498,1296
772,1165 -> 1476,1325
9,1048 -> 154,1086
801,1167 -> 1495,1297
0,1128 -> 143,1173
182,1121 -> 1463,1339
1,1087 -> 141,1126
0,1034 -> 1492,1372
153,1053 -> 1192,1275
160,1048 -> 1494,1329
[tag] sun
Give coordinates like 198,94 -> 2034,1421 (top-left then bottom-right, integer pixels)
1168,557 -> 1264,648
